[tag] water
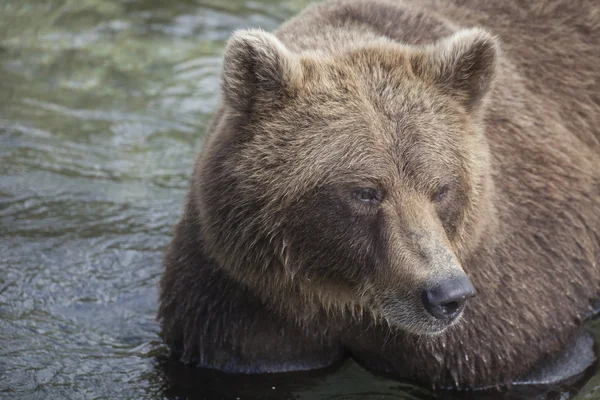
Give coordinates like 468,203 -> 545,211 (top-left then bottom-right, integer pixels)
0,1 -> 599,399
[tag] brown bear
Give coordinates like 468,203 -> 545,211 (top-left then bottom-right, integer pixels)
158,0 -> 600,389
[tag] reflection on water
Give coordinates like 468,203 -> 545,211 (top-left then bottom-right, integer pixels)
0,1 -> 598,399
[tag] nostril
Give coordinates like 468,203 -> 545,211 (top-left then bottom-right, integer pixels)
422,276 -> 476,321
441,300 -> 460,316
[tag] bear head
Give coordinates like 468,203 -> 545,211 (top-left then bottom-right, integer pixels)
195,27 -> 499,335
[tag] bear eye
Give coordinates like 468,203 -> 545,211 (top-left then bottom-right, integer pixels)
432,184 -> 451,203
354,188 -> 383,205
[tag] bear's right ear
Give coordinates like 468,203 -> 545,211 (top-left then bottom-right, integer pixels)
221,29 -> 302,112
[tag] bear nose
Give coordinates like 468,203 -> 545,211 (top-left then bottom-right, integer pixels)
422,276 -> 476,321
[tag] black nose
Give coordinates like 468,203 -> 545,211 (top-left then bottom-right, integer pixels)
422,276 -> 476,320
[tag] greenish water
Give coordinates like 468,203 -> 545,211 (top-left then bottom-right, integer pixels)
1,1 -> 599,399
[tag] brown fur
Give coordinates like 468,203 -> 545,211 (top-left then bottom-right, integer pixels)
159,0 -> 600,388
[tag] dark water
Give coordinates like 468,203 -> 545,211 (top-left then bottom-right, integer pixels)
1,1 -> 599,399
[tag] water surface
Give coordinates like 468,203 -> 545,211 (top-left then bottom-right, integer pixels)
1,1 -> 599,399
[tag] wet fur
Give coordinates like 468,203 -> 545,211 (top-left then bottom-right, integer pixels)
159,0 -> 600,389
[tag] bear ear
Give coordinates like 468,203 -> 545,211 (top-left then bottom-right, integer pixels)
412,28 -> 499,113
221,29 -> 302,112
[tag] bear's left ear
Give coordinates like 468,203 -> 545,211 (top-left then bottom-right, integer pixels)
411,28 -> 499,113
221,29 -> 302,112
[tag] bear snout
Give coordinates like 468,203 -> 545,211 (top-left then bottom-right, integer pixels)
422,275 -> 476,321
